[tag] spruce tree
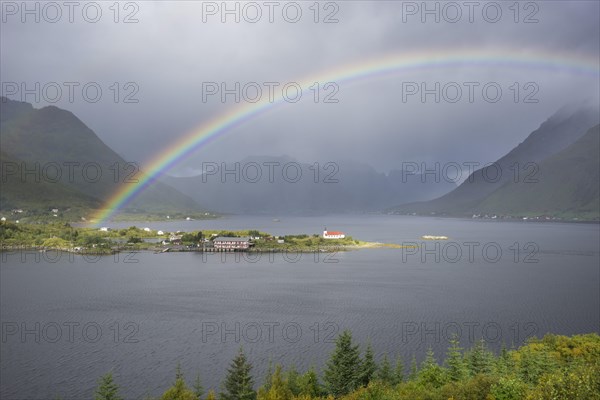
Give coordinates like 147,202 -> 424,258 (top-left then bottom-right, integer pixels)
297,366 -> 321,397
257,365 -> 292,400
193,374 -> 205,400
285,365 -> 300,396
220,347 -> 256,400
468,339 -> 492,376
417,347 -> 446,388
409,355 -> 418,381
322,330 -> 361,396
446,335 -> 466,382
161,378 -> 197,400
377,354 -> 392,384
392,355 -> 404,385
359,342 -> 377,387
95,372 -> 122,400
262,359 -> 273,392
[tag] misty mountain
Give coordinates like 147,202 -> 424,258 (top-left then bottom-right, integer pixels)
0,150 -> 101,212
0,97 -> 203,214
476,124 -> 599,218
390,104 -> 600,218
163,156 -> 456,215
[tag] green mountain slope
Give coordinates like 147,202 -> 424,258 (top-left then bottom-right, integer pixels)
477,124 -> 599,218
390,104 -> 600,219
0,151 -> 101,212
0,97 -> 204,215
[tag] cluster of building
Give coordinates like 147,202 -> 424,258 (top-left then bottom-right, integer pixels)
93,226 -> 347,251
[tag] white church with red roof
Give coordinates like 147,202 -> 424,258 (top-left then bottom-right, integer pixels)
323,228 -> 345,239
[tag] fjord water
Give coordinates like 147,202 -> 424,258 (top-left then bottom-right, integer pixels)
1,215 -> 599,399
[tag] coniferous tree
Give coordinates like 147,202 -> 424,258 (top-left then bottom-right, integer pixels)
359,342 -> 377,387
468,339 -> 492,376
262,359 -> 273,392
392,355 -> 404,385
220,347 -> 256,400
257,365 -> 292,400
285,365 -> 300,396
297,366 -> 321,397
377,354 -> 393,384
95,372 -> 122,400
193,374 -> 204,400
161,377 -> 197,400
323,330 -> 361,396
446,335 -> 466,382
409,355 -> 418,381
417,347 -> 446,388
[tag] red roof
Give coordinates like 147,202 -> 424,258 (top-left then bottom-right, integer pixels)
325,231 -> 344,235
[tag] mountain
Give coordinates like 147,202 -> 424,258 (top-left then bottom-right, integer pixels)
0,150 -> 101,211
0,97 -> 204,214
476,125 -> 599,218
163,156 -> 457,215
389,104 -> 600,218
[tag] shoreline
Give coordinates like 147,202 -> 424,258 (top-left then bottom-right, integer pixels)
0,241 -> 417,255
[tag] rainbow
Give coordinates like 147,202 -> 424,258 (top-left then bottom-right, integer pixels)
91,48 -> 599,225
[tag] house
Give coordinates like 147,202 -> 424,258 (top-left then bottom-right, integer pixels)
99,227 -> 110,232
213,237 -> 251,250
323,228 -> 345,239
169,234 -> 183,245
157,230 -> 164,235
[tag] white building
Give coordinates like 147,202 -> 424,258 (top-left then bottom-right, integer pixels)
323,228 -> 345,239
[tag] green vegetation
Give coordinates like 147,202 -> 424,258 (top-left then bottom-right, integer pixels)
0,221 -> 163,253
0,221 -> 379,253
251,234 -> 364,252
91,332 -> 600,400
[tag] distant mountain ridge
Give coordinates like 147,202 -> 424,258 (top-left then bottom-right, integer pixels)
163,156 -> 457,215
389,104 -> 600,219
0,97 -> 204,214
3,96 -> 597,219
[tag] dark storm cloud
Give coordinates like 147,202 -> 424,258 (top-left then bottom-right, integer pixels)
1,1 -> 598,173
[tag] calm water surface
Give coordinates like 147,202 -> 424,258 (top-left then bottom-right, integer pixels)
1,215 -> 599,399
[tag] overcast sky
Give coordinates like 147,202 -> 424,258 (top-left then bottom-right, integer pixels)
2,0 -> 599,175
